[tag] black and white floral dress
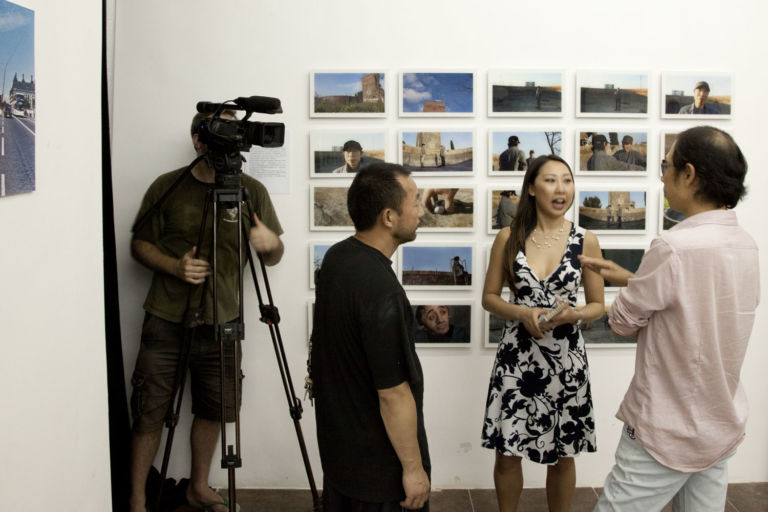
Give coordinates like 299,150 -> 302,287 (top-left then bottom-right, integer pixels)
481,224 -> 596,464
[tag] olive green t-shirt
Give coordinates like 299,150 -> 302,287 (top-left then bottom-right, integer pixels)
133,167 -> 283,324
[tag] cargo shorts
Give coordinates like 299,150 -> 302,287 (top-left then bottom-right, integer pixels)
130,313 -> 243,433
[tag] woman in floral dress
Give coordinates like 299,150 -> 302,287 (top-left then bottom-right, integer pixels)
481,155 -> 605,511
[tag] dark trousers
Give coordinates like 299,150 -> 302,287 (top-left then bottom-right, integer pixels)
322,476 -> 429,512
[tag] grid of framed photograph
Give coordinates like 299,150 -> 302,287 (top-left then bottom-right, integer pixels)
305,68 -> 734,349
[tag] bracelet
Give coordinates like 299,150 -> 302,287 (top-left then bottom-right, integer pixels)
576,310 -> 584,327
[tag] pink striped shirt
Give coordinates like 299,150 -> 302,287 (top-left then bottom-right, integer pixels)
609,209 -> 760,471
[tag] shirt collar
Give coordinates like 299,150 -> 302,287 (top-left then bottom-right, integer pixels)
672,209 -> 737,230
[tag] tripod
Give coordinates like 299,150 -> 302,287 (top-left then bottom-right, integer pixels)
132,154 -> 320,512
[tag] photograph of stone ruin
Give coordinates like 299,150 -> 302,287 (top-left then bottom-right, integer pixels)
401,246 -> 472,287
401,131 -> 472,173
401,72 -> 474,114
578,190 -> 646,231
578,72 -> 648,114
313,72 -> 385,114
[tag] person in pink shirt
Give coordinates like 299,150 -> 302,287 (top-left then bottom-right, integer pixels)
580,126 -> 759,512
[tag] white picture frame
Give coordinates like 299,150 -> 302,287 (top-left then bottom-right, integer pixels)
409,300 -> 473,348
576,187 -> 648,235
399,70 -> 476,117
399,129 -> 475,177
660,71 -> 733,119
399,243 -> 474,290
310,71 -> 387,118
575,130 -> 649,176
487,69 -> 564,117
309,129 -> 387,177
575,70 -> 649,118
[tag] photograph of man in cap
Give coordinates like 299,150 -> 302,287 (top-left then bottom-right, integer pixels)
332,140 -> 365,173
498,135 -> 527,171
612,135 -> 647,168
586,134 -> 645,172
678,81 -> 720,114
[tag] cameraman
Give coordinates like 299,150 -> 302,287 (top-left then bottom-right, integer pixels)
128,109 -> 283,512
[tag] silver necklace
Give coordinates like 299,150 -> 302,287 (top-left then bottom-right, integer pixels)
530,220 -> 566,249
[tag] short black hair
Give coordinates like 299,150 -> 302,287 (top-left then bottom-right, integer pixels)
347,163 -> 411,231
592,134 -> 608,151
671,126 -> 747,209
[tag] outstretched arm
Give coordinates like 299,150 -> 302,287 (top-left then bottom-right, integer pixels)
578,254 -> 634,288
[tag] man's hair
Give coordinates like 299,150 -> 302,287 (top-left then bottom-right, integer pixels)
190,109 -> 238,136
414,305 -> 448,329
592,134 -> 608,151
347,163 -> 411,231
671,126 -> 747,209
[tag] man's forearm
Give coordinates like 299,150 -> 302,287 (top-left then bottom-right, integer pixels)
378,381 -> 423,471
131,238 -> 179,278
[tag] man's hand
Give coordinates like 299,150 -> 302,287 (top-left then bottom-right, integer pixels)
401,465 -> 430,510
249,214 -> 280,253
249,214 -> 284,266
578,254 -> 634,288
176,246 -> 210,284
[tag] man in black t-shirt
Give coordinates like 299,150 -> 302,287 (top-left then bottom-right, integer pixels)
312,163 -> 431,511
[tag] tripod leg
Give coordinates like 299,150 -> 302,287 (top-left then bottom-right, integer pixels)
241,209 -> 321,510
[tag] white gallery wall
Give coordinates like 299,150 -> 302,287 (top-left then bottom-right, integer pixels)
110,0 -> 768,490
0,0 -> 110,510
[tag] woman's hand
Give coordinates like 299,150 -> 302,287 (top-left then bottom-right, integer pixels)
539,301 -> 579,332
520,307 -> 549,339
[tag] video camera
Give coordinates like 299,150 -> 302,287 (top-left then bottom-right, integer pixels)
194,96 -> 285,183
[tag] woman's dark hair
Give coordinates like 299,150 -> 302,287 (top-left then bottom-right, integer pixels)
347,163 -> 411,231
671,126 -> 747,209
503,155 -> 573,282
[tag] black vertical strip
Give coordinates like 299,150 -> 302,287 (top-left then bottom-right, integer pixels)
102,1 -> 130,511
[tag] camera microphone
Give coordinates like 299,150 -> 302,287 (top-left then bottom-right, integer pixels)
196,101 -> 224,114
234,96 -> 283,114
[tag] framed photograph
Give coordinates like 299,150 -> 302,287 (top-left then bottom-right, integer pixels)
487,70 -> 563,117
576,71 -> 649,117
581,303 -> 637,347
309,130 -> 387,176
400,71 -> 475,117
399,243 -> 474,290
661,72 -> 732,119
487,185 -> 523,234
399,130 -> 474,176
485,311 -> 507,348
489,130 -> 563,175
310,185 -> 353,231
575,131 -> 648,175
416,186 -> 475,232
577,188 -> 647,234
310,71 -> 386,117
660,129 -> 681,159
309,239 -> 399,289
0,1 -> 35,197
409,301 -> 472,347
593,244 -> 646,290
659,189 -> 685,232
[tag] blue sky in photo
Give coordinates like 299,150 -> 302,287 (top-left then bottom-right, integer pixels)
402,131 -> 473,149
0,1 -> 34,97
402,72 -> 473,113
579,72 -> 648,90
492,131 -> 561,156
312,131 -> 386,151
402,246 -> 472,272
579,191 -> 646,208
491,71 -> 561,87
663,74 -> 731,95
314,72 -> 384,96
313,244 -> 332,268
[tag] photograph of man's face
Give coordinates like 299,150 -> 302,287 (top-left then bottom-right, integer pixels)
411,304 -> 471,345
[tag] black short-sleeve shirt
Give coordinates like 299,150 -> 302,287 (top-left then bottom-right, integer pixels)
312,237 -> 430,503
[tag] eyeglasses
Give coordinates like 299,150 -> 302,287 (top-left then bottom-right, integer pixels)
660,159 -> 670,177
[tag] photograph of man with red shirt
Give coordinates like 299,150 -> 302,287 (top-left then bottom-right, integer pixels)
580,126 -> 759,512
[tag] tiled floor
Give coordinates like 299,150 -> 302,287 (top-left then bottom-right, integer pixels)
169,483 -> 767,511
